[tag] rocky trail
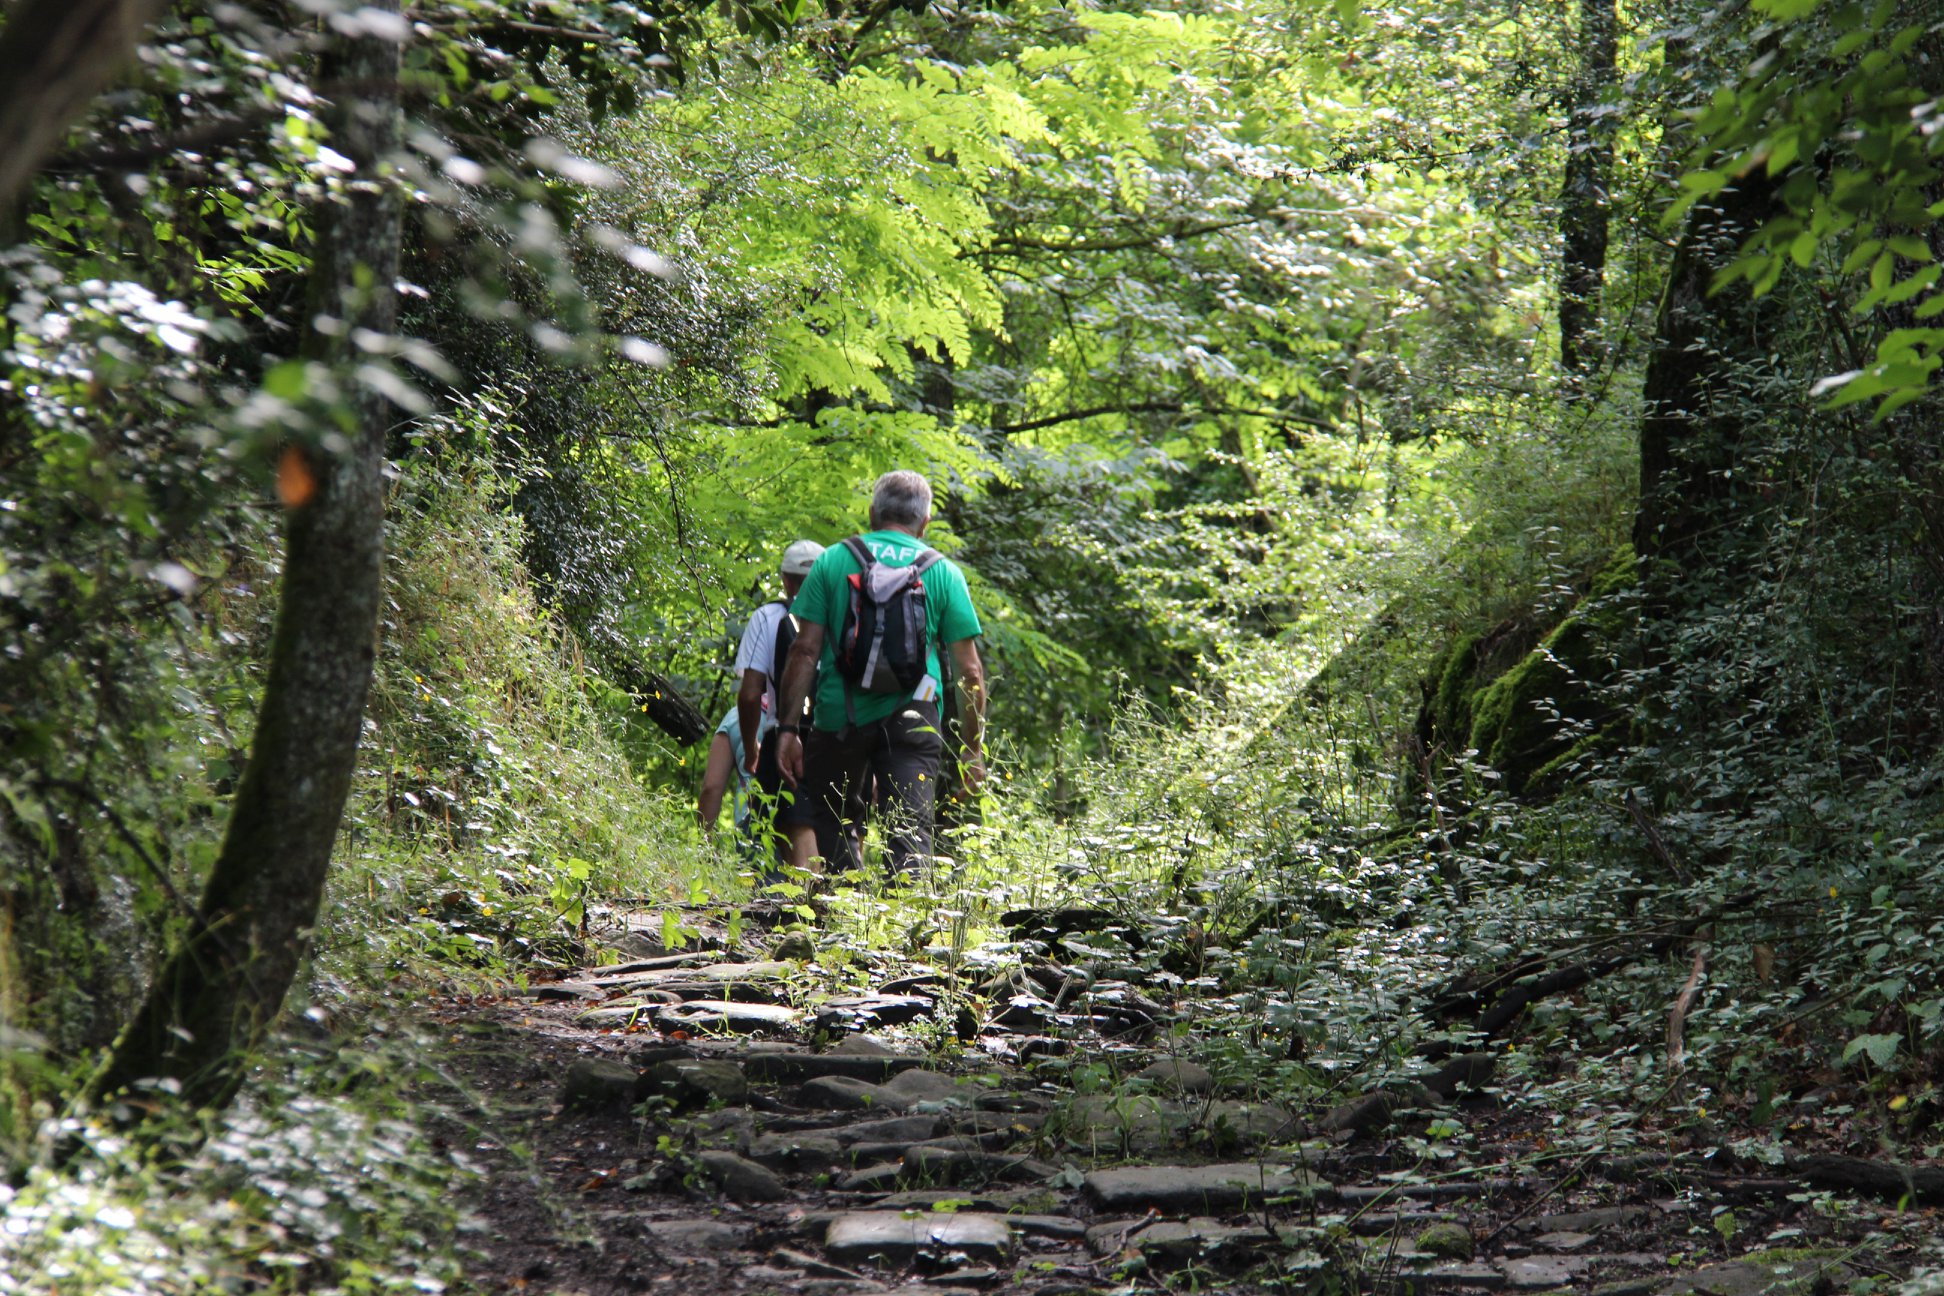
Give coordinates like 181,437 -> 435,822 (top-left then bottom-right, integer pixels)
432,905 -> 1937,1296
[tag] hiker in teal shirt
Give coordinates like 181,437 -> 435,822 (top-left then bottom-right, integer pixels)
776,470 -> 987,873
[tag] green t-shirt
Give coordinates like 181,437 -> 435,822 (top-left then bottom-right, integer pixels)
791,529 -> 983,731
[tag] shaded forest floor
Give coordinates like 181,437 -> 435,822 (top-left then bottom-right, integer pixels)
415,904 -> 1942,1296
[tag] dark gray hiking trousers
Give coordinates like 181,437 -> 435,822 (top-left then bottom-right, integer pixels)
799,699 -> 942,874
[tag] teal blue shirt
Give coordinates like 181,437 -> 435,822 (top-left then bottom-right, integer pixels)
715,705 -> 771,826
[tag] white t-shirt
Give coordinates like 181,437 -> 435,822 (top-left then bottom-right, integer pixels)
732,600 -> 791,718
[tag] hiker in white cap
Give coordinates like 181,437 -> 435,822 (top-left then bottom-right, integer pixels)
734,538 -> 825,871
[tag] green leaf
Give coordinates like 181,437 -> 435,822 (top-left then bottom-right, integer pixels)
1842,1032 -> 1902,1068
264,360 -> 310,401
1752,0 -> 1826,16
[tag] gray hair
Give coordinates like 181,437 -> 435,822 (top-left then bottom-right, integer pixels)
869,470 -> 933,530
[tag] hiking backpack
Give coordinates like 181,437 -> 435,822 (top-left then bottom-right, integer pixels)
833,536 -> 943,699
763,599 -> 797,687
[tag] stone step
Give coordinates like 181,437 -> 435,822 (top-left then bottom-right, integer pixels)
823,1212 -> 1019,1268
655,1000 -> 803,1034
740,1051 -> 921,1084
1083,1162 -> 1334,1213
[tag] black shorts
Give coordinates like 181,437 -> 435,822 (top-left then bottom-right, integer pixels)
753,730 -> 817,829
796,700 -> 942,873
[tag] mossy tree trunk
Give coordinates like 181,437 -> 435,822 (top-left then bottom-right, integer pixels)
1632,174 -> 1783,581
1559,0 -> 1617,390
87,5 -> 402,1115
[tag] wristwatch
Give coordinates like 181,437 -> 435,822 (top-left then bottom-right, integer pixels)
776,724 -> 801,735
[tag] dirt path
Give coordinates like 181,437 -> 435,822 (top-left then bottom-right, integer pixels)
431,911 -> 1931,1296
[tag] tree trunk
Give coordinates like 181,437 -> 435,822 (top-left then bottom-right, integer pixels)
0,0 -> 165,212
1631,173 -> 1782,574
87,5 -> 403,1115
1558,0 -> 1617,388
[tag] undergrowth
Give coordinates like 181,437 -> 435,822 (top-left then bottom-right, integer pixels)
319,417 -> 718,993
0,1027 -> 472,1295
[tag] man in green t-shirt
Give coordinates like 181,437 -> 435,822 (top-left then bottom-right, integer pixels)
775,470 -> 987,873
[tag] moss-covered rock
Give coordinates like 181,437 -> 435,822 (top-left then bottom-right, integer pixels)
1431,631 -> 1485,747
1413,1222 -> 1475,1260
1422,544 -> 1640,800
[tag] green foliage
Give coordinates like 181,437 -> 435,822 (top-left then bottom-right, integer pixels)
1682,0 -> 1944,416
10,1 -> 1944,1290
0,1031 -> 469,1294
326,416 -> 701,980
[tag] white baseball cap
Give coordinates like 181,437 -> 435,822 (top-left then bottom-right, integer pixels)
780,539 -> 825,576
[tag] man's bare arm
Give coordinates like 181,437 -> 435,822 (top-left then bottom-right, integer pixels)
949,638 -> 986,790
737,668 -> 766,773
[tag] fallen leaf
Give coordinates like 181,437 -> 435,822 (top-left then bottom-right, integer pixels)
277,444 -> 317,507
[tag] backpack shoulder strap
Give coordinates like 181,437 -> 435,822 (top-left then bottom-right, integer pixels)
842,535 -> 875,569
909,549 -> 943,577
771,609 -> 800,706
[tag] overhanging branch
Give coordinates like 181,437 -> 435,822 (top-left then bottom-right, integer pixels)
991,400 -> 1335,436
968,216 -> 1269,259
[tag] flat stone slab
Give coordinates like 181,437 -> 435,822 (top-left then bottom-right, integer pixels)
800,1069 -> 977,1112
640,960 -> 796,983
1338,1179 -> 1519,1203
1499,1255 -> 1592,1289
801,1075 -> 906,1111
558,1057 -> 640,1112
900,1146 -> 1052,1186
1654,1260 -> 1831,1296
976,1090 -> 1051,1114
525,980 -> 606,1001
1131,1058 -> 1216,1094
824,1212 -> 1017,1267
577,998 -> 679,1027
743,1051 -> 920,1083
1531,1230 -> 1596,1251
1524,1206 -> 1650,1234
641,1059 -> 747,1107
870,1187 -> 1061,1213
836,1162 -> 908,1192
587,952 -> 718,978
1349,1210 -> 1459,1236
1010,1214 -> 1086,1239
1204,1099 -> 1300,1147
1420,1263 -> 1508,1290
746,1132 -> 845,1175
641,1218 -> 755,1250
881,1069 -> 977,1103
830,1033 -> 900,1055
697,1150 -> 788,1202
633,980 -> 789,1004
815,994 -> 937,1032
826,1115 -> 941,1145
654,1000 -> 801,1035
1083,1163 -> 1331,1212
1115,1217 -> 1275,1263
